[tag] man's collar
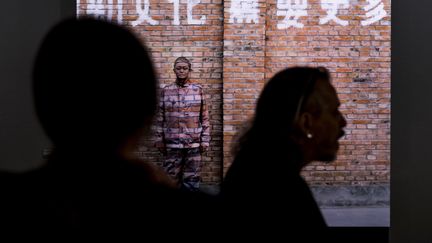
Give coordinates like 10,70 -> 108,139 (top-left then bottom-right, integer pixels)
176,80 -> 190,87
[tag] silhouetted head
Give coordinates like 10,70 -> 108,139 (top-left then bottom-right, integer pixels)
239,67 -> 346,167
33,18 -> 157,151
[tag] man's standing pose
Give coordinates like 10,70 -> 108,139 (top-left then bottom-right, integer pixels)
156,57 -> 210,191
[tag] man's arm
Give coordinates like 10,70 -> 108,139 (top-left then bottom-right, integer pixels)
199,87 -> 211,152
155,87 -> 166,154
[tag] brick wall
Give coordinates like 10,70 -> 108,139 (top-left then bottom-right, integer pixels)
222,0 -> 267,171
78,0 -> 224,186
78,0 -> 390,187
263,0 -> 391,186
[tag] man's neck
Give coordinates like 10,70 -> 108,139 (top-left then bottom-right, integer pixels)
176,78 -> 189,87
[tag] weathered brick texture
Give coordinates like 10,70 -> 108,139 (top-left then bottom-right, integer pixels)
78,0 -> 390,187
222,0 -> 267,172
78,0 -> 224,186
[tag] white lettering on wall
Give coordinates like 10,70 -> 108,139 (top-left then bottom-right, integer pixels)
229,0 -> 260,24
117,0 -> 123,24
107,0 -> 114,21
85,0 -> 123,24
276,0 -> 308,29
86,0 -> 105,17
188,0 -> 206,25
319,0 -> 350,26
168,0 -> 180,25
361,0 -> 387,26
78,0 -> 388,28
132,0 -> 158,26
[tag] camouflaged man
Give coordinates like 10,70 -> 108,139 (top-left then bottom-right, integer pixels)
156,57 -> 210,191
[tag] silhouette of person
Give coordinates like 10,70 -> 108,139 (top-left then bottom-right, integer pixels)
1,17 -> 217,240
155,57 -> 210,191
220,67 -> 347,240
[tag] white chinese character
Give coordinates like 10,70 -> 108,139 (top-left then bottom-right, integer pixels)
276,0 -> 308,29
361,0 -> 387,26
86,0 -> 105,17
84,0 -> 123,24
188,0 -> 206,25
117,0 -> 123,24
319,0 -> 349,26
107,0 -> 114,21
168,0 -> 180,25
229,0 -> 260,24
132,0 -> 158,26
77,0 -> 80,16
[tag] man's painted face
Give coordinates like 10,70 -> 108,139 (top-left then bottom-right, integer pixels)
174,62 -> 190,80
309,80 -> 347,162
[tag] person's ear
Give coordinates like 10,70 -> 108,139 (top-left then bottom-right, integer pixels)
297,112 -> 315,139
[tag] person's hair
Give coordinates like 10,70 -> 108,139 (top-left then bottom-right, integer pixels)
33,17 -> 157,149
174,57 -> 191,69
232,66 -> 331,155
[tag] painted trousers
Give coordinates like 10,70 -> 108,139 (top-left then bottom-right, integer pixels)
163,148 -> 202,191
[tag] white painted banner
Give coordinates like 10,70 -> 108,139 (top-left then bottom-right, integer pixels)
319,0 -> 350,26
229,0 -> 260,24
78,0 -> 388,28
84,0 -> 123,24
361,0 -> 387,26
168,0 -> 180,25
188,0 -> 206,25
277,0 -> 308,29
132,0 -> 159,26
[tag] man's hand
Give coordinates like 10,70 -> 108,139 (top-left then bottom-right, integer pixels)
200,146 -> 208,153
158,147 -> 167,155
131,159 -> 177,188
155,142 -> 167,155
